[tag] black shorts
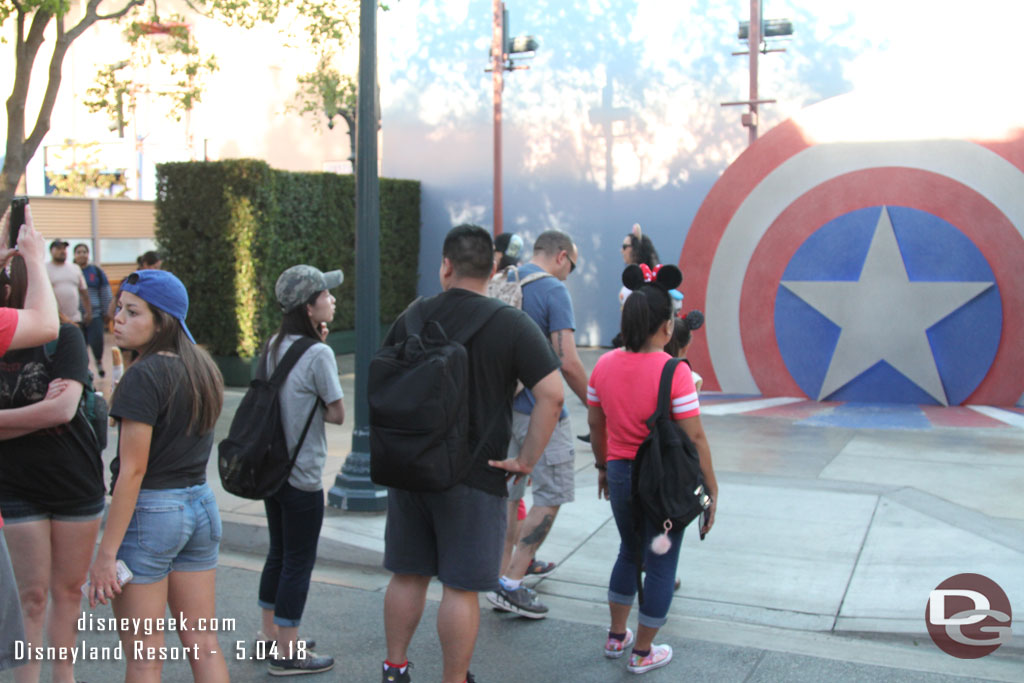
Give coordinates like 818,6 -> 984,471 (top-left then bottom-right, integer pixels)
0,494 -> 105,523
383,484 -> 506,592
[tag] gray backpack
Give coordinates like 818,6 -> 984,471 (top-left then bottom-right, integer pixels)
487,265 -> 552,309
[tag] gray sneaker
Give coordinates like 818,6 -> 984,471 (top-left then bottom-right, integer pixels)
267,652 -> 334,676
485,584 -> 549,619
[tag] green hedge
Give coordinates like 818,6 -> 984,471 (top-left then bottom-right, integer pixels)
155,159 -> 420,357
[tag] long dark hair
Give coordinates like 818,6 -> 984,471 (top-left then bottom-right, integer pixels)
113,303 -> 224,435
0,254 -> 27,308
620,286 -> 673,352
625,233 -> 659,268
664,310 -> 705,357
268,290 -> 322,360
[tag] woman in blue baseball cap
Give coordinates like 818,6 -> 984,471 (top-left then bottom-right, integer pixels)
85,269 -> 230,681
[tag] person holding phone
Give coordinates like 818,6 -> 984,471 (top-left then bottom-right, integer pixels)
587,264 -> 718,675
86,269 -> 229,683
0,204 -> 60,675
0,254 -> 105,683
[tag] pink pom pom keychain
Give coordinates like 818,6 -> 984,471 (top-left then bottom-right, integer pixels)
651,520 -> 673,555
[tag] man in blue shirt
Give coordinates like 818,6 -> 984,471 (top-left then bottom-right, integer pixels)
486,229 -> 588,619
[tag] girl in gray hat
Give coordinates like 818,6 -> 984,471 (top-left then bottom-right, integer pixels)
256,264 -> 345,676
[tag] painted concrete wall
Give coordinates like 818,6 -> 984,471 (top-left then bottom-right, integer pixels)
377,0 -> 1024,405
681,92 -> 1024,406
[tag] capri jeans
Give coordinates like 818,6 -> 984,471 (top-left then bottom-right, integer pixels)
258,482 -> 325,628
606,459 -> 683,629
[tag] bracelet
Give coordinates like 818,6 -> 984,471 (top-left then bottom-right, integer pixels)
594,463 -> 606,471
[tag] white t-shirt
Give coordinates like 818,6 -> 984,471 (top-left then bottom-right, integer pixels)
45,261 -> 86,323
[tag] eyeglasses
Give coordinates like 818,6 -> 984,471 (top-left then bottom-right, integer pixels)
621,243 -> 631,251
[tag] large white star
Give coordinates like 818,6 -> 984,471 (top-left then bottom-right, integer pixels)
781,207 -> 993,405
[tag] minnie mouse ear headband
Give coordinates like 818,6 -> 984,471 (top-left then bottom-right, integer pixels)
631,223 -> 642,239
622,263 -> 682,292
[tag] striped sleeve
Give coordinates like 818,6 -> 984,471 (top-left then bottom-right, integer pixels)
587,384 -> 600,405
670,364 -> 700,418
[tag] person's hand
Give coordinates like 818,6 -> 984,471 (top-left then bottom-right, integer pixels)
487,456 -> 532,485
44,378 -> 69,400
597,469 -> 609,500
13,208 -> 44,265
317,322 -> 329,342
86,553 -> 122,608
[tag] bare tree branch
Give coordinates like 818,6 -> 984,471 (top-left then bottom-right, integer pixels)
97,0 -> 148,23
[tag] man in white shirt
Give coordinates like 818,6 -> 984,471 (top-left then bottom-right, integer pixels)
44,239 -> 90,324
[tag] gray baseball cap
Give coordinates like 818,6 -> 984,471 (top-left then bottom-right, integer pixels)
275,265 -> 344,312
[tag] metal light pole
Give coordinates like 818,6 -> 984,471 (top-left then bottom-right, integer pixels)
328,0 -> 386,511
721,1 -> 791,146
489,2 -> 537,236
492,0 -> 504,235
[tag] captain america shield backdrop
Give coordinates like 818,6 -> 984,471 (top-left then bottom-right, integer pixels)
679,93 -> 1024,406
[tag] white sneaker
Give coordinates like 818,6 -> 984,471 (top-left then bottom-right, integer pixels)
627,644 -> 673,674
604,627 -> 635,658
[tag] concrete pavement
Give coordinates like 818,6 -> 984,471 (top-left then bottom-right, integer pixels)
5,345 -> 1022,681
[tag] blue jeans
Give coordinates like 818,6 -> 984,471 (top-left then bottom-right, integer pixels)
117,483 -> 222,584
606,459 -> 683,628
258,482 -> 324,627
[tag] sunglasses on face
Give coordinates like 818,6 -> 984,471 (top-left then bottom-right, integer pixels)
567,254 -> 576,273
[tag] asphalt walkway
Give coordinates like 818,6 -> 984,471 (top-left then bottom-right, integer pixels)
5,345 -> 1022,681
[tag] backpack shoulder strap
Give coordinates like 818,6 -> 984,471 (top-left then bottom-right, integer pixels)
648,358 -> 681,429
265,336 -> 319,388
401,297 -> 429,337
519,271 -> 553,286
450,298 -> 507,346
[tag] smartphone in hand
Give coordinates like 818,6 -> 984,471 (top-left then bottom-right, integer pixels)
699,500 -> 712,541
8,196 -> 29,248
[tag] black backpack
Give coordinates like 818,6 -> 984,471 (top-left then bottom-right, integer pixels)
369,297 -> 505,492
631,358 -> 711,601
44,337 -> 108,452
218,337 -> 321,499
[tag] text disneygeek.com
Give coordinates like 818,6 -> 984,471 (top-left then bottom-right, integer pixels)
13,612 -> 243,663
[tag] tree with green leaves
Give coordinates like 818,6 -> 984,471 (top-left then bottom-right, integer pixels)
1,0 -> 358,207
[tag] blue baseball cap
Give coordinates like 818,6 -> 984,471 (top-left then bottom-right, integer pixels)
120,270 -> 196,344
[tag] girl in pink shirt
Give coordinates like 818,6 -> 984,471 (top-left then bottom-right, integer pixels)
587,264 -> 718,675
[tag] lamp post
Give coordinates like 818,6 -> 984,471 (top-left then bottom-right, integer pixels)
720,0 -> 792,145
489,1 -> 538,236
328,0 -> 386,512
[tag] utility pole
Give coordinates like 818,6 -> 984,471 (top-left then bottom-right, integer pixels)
721,1 -> 792,145
488,2 -> 538,236
492,0 -> 504,235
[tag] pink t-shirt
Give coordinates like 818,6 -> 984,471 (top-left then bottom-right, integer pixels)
0,307 -> 16,356
587,349 -> 700,462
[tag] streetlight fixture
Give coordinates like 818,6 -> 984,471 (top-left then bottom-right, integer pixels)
488,1 -> 539,235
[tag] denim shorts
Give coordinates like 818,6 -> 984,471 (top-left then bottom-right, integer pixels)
0,494 -> 106,523
117,483 -> 222,584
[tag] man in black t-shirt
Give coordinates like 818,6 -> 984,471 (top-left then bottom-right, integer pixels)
379,225 -> 563,683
